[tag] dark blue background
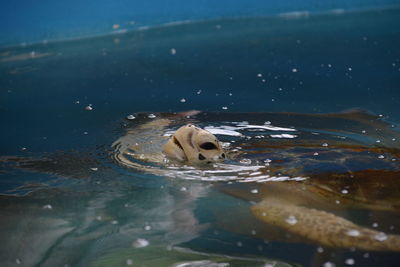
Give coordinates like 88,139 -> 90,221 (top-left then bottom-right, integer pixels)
1,0 -> 400,46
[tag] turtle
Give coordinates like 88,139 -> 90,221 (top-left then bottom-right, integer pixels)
2,110 -> 400,255
111,110 -> 400,252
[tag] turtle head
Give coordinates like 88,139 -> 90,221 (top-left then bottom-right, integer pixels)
163,124 -> 225,164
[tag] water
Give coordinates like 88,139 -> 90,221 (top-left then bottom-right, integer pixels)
1,7 -> 400,267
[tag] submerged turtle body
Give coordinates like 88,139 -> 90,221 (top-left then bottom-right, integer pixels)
112,110 -> 400,251
3,110 -> 400,252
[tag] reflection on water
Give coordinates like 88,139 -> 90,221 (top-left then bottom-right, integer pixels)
1,110 -> 400,266
1,6 -> 400,267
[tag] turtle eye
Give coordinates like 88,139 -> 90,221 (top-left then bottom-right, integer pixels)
200,142 -> 217,150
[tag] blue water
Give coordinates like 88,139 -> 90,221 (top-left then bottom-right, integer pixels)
1,7 -> 400,267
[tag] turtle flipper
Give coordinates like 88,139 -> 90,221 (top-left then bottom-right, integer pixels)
251,200 -> 400,251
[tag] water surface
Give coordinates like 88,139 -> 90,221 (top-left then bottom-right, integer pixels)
1,7 -> 400,267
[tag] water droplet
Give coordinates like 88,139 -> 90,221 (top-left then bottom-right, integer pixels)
378,155 -> 385,159
374,232 -> 388,241
285,215 -> 298,225
322,143 -> 329,147
251,189 -> 258,194
222,106 -> 228,110
148,114 -> 156,119
85,105 -> 93,111
144,225 -> 151,231
317,247 -> 324,253
323,262 -> 335,267
43,204 -> 52,210
170,48 -> 176,55
127,115 -> 136,120
132,238 -> 149,248
240,158 -> 251,165
126,259 -> 133,265
180,98 -> 186,103
345,258 -> 355,265
346,229 -> 360,237
341,189 -> 349,194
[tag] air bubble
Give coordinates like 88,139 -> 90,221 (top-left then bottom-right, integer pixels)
222,106 -> 228,110
322,143 -> 329,147
127,115 -> 136,120
85,105 -> 93,111
144,225 -> 152,231
341,189 -> 349,194
132,238 -> 149,248
43,204 -> 52,210
251,189 -> 258,194
378,155 -> 385,159
292,68 -> 298,73
374,232 -> 388,241
148,114 -> 156,119
317,247 -> 324,253
180,98 -> 186,103
372,222 -> 378,228
346,229 -> 360,237
240,158 -> 252,165
90,167 -> 98,171
111,220 -> 119,225
285,215 -> 298,225
313,152 -> 319,156
345,258 -> 355,265
323,262 -> 335,267
170,48 -> 176,55
126,259 -> 133,265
